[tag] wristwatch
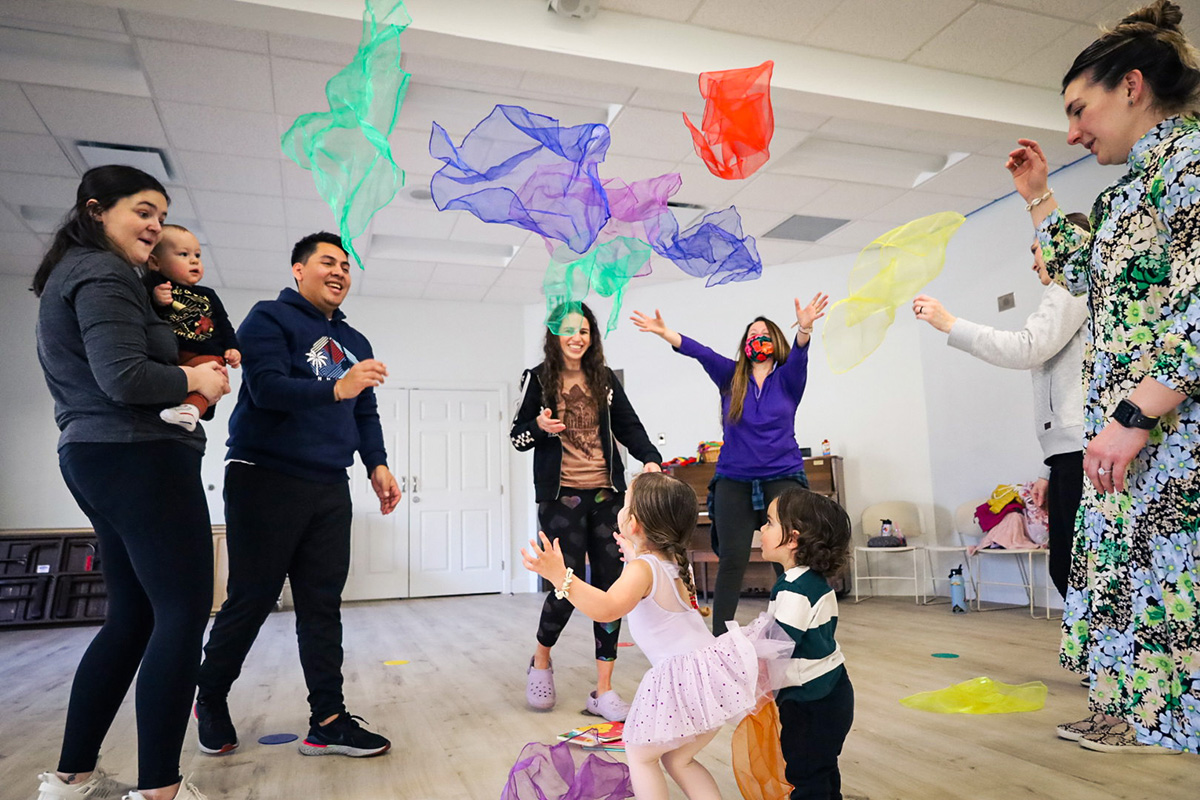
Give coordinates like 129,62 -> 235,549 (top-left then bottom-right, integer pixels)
1113,399 -> 1159,430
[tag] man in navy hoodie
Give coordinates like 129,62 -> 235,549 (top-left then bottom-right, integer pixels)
194,232 -> 400,759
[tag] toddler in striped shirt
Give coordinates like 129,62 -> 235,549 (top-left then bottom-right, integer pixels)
759,488 -> 854,800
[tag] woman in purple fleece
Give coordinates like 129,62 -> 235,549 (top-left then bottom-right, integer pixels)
631,294 -> 829,634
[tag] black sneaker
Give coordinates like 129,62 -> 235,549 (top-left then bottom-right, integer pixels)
298,713 -> 390,757
194,696 -> 239,755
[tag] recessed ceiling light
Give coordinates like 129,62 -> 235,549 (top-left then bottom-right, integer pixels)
764,215 -> 850,242
75,142 -> 174,184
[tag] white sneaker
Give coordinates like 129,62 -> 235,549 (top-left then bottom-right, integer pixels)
159,404 -> 199,432
37,764 -> 124,799
123,775 -> 209,800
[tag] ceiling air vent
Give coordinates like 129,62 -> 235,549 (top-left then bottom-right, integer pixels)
764,214 -> 849,242
75,142 -> 174,184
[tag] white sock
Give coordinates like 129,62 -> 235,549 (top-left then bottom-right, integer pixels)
160,403 -> 199,431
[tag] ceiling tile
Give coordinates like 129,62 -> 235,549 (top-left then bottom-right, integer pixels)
812,117 -> 993,157
174,151 -> 282,196
725,173 -> 834,214
607,107 -> 696,161
220,269 -> 292,292
690,0 -> 839,44
271,57 -> 339,121
908,5 -> 1075,78
0,201 -> 31,233
450,214 -> 530,245
492,269 -> 546,289
388,128 -> 442,178
139,39 -> 274,113
484,285 -> 539,304
911,154 -> 1013,199
861,188 -> 985,224
24,85 -> 168,147
794,182 -> 908,219
424,282 -> 488,301
269,33 -> 359,66
0,83 -> 47,134
210,247 -> 288,275
280,162 -> 325,201
997,0 -> 1113,23
507,244 -> 553,271
125,11 -> 269,52
0,229 -> 48,257
282,197 -> 335,229
360,258 -> 436,283
670,163 -> 746,208
202,221 -> 289,252
194,190 -> 286,227
0,171 -> 77,210
0,0 -> 124,33
158,101 -> 279,159
0,133 -> 76,177
804,0 -> 973,61
358,278 -> 427,299
1001,24 -> 1100,91
752,238 -> 810,265
431,262 -> 504,286
732,207 -> 791,238
599,154 -> 680,183
599,0 -> 705,22
368,206 -> 458,239
627,88 -> 703,114
813,218 -> 900,248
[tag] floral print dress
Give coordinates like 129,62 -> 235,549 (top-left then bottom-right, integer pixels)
1040,115 -> 1200,753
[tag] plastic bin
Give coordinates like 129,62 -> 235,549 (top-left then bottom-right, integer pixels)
52,574 -> 107,621
0,575 -> 52,623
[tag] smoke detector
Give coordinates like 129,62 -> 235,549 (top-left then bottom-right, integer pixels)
548,0 -> 598,21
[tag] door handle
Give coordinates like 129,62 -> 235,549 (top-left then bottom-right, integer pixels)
412,476 -> 419,493
398,475 -> 408,493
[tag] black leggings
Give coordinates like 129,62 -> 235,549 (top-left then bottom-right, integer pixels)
535,487 -> 624,661
57,441 -> 213,790
1045,451 -> 1084,600
711,475 -> 808,636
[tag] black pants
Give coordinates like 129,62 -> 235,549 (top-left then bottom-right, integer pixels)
711,475 -> 808,636
197,463 -> 352,724
779,671 -> 855,800
57,441 -> 213,790
536,487 -> 624,660
1045,451 -> 1084,600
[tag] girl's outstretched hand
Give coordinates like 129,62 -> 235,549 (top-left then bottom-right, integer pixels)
522,531 -> 567,584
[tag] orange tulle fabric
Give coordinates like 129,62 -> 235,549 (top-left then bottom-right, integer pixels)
683,60 -> 774,180
731,697 -> 792,800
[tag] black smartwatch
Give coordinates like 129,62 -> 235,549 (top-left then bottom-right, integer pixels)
1113,399 -> 1159,430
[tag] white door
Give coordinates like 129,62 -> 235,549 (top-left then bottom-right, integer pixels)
408,388 -> 505,597
344,389 -> 410,601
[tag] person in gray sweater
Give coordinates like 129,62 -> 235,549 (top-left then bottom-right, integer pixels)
31,165 -> 229,800
912,213 -> 1092,600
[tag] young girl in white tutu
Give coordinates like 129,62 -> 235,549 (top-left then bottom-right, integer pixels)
523,471 -> 781,800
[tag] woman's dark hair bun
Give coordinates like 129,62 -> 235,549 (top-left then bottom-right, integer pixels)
1120,0 -> 1183,31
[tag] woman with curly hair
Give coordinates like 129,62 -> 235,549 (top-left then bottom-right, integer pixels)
510,303 -> 662,721
759,488 -> 853,799
1008,0 -> 1200,754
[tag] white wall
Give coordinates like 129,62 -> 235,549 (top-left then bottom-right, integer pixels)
0,274 -> 536,589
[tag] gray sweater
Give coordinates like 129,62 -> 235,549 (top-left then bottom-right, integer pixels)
946,281 -> 1087,476
36,247 -> 203,451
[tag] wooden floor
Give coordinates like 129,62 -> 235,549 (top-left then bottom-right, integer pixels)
1,594 -> 1195,800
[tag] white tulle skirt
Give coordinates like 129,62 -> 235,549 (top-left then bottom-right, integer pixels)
622,615 -> 794,748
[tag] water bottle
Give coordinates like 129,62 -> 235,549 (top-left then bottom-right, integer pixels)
821,439 -> 831,456
949,565 -> 968,614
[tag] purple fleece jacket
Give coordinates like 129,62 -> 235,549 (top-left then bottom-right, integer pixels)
675,334 -> 809,480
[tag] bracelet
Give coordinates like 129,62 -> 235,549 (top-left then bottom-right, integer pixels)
1025,188 -> 1054,212
797,325 -> 813,335
554,567 -> 574,600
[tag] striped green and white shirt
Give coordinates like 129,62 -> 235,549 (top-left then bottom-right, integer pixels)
768,565 -> 846,703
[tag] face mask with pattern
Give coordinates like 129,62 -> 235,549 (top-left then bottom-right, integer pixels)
744,334 -> 774,362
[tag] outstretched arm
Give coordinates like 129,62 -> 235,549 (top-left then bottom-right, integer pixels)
523,532 -> 651,623
630,309 -> 683,348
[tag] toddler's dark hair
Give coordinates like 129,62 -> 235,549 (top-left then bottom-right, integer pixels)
774,488 -> 851,580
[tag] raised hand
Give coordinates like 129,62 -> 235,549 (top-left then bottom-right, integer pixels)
522,531 -> 567,584
912,294 -> 956,334
1006,138 -> 1050,202
630,309 -> 667,336
795,293 -> 830,331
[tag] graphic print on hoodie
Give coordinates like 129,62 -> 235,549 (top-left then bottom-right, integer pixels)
306,335 -> 359,379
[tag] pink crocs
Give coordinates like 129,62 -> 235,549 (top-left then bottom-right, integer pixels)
584,689 -> 630,722
526,657 -> 555,711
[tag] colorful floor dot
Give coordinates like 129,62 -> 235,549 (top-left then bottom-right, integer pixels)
383,659 -> 409,665
931,653 -> 960,659
258,733 -> 298,745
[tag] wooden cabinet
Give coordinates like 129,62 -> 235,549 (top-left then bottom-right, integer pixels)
668,456 -> 847,597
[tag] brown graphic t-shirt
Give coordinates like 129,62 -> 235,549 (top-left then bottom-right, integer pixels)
557,376 -> 609,489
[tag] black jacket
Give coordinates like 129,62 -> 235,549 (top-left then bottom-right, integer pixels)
510,364 -> 662,502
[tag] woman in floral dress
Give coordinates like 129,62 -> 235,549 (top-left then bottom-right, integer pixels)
1008,0 -> 1200,754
